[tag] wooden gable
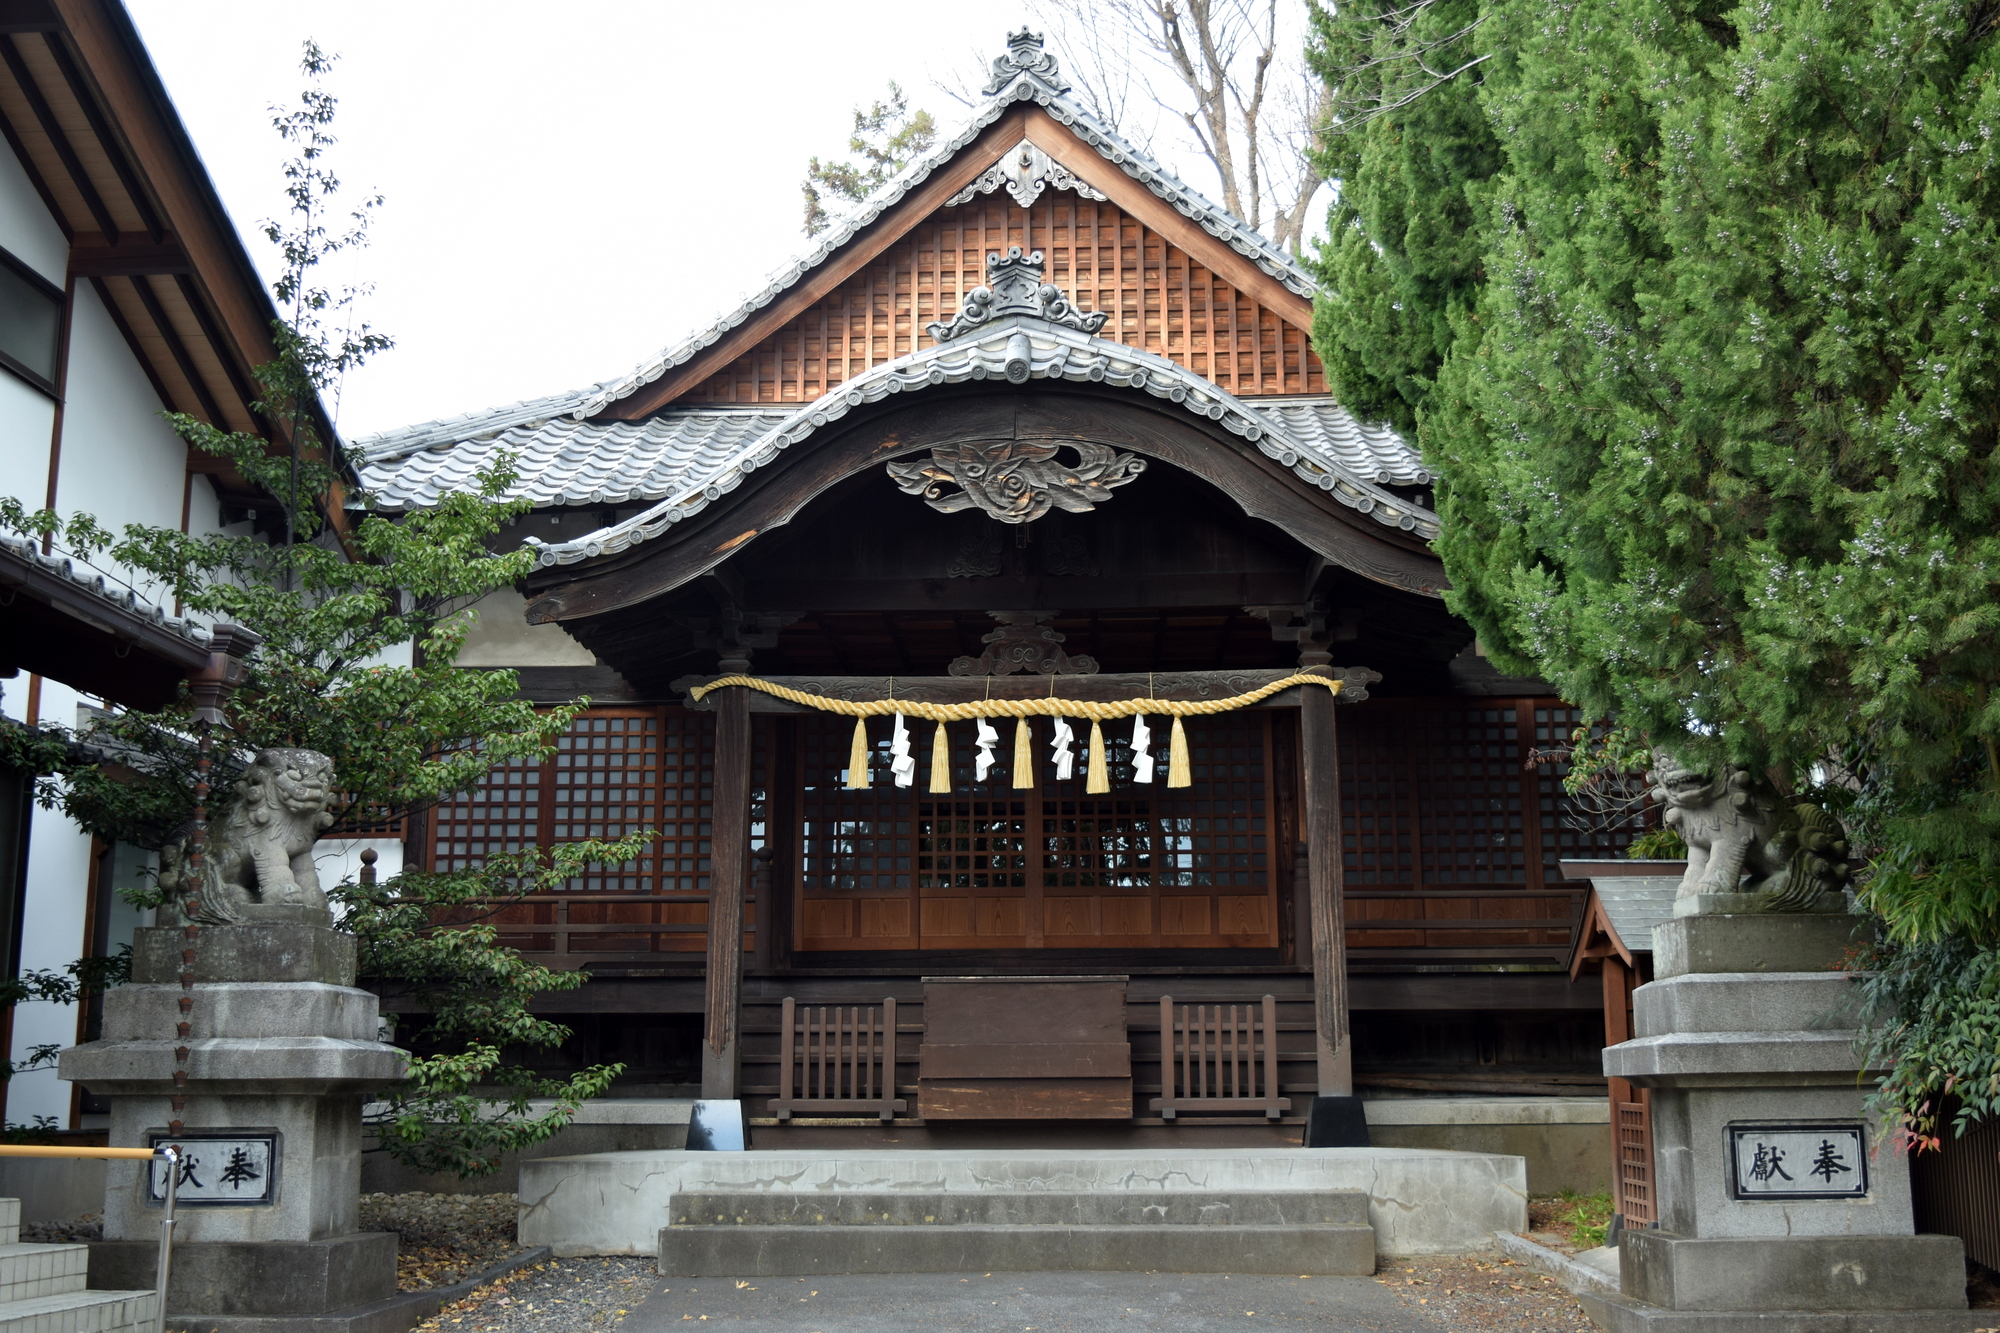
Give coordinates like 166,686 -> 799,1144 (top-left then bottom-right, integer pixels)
686,192 -> 1326,404
599,104 -> 1326,418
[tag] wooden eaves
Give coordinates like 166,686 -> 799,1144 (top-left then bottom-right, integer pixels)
0,0 -> 354,540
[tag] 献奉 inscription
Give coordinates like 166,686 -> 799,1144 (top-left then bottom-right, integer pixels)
147,1131 -> 278,1206
1727,1123 -> 1867,1201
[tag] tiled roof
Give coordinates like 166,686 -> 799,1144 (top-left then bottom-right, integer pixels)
349,32 -> 1325,460
358,318 -> 1439,568
0,534 -> 215,648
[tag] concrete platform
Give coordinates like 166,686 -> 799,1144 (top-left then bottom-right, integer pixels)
518,1147 -> 1527,1259
659,1189 -> 1375,1276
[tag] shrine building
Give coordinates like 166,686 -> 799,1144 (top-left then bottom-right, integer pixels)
352,31 -> 1643,1148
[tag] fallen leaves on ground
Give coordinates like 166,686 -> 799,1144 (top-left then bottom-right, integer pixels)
1377,1255 -> 1593,1331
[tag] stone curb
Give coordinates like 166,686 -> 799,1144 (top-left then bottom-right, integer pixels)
162,1245 -> 556,1333
1493,1231 -> 1618,1296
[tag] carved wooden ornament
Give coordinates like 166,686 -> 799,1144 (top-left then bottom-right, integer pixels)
888,439 -> 1145,524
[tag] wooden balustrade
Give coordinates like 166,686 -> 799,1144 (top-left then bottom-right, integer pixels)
772,996 -> 907,1122
1151,994 -> 1290,1121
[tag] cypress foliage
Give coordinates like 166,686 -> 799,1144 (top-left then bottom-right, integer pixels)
1312,0 -> 2000,1134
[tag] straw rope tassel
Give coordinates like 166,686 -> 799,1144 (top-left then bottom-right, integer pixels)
846,716 -> 871,789
1084,719 -> 1110,794
1167,717 -> 1192,788
929,721 -> 952,794
1012,716 -> 1034,789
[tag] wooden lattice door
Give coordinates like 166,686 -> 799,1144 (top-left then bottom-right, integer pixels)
794,712 -> 1279,951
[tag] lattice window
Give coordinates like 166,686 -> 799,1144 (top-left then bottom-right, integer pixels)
1156,716 -> 1269,891
430,754 -> 541,873
1420,708 -> 1530,886
1535,705 -> 1648,870
799,717 -> 912,894
917,801 -> 1031,890
551,712 -> 661,891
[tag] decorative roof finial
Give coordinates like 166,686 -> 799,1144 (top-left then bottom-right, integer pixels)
926,246 -> 1109,343
983,27 -> 1070,95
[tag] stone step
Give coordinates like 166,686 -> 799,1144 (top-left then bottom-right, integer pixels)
0,1287 -> 157,1333
659,1219 -> 1376,1277
0,1245 -> 89,1302
669,1189 -> 1369,1228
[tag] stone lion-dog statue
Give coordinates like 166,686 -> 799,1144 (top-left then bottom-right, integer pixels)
159,747 -> 338,925
1647,751 -> 1850,912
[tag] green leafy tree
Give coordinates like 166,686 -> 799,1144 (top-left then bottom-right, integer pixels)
801,82 -> 937,236
1312,0 -> 2000,1141
0,42 -> 631,1176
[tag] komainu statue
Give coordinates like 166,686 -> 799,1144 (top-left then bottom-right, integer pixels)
1648,751 -> 1850,912
159,748 -> 337,925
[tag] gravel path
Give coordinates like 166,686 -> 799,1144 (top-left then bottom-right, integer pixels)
360,1192 -> 526,1291
1375,1254 -> 1593,1330
415,1256 -> 655,1333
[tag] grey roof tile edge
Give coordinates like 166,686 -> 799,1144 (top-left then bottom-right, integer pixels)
516,318 -> 1438,569
350,58 -> 1319,461
0,534 -> 214,648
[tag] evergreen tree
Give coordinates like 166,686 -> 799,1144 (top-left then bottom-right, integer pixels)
801,82 -> 937,236
1312,0 -> 2000,1137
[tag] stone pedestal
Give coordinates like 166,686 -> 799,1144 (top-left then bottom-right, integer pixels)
1581,912 -> 1984,1332
60,924 -> 407,1332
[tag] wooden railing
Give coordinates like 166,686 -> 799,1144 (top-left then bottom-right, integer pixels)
772,997 -> 907,1122
1151,994 -> 1290,1121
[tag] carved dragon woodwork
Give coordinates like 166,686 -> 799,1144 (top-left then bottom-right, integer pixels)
158,747 -> 338,926
1649,751 -> 1851,912
949,611 -> 1100,677
887,437 -> 1145,524
925,246 -> 1108,343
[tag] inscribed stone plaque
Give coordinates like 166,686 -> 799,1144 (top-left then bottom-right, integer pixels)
1726,1122 -> 1868,1201
146,1131 -> 279,1206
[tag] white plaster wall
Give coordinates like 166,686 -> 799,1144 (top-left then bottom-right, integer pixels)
0,373 -> 54,512
0,136 -> 66,283
7,683 -> 92,1127
455,588 -> 597,666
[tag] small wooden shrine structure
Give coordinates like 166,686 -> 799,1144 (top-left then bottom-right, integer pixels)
357,31 -> 1641,1140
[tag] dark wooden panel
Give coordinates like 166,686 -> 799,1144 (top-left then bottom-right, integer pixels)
918,1043 -> 1132,1080
922,980 -> 1126,1044
917,1078 -> 1134,1120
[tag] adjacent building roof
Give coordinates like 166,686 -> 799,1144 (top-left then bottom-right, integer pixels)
1569,875 -> 1681,975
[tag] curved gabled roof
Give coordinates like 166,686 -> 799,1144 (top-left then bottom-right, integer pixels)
460,316 -> 1440,569
351,30 -> 1330,462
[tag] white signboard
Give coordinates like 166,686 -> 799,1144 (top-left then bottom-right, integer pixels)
1727,1123 -> 1867,1201
147,1133 -> 278,1206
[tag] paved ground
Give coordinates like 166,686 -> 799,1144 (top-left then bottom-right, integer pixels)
623,1270 -> 1443,1332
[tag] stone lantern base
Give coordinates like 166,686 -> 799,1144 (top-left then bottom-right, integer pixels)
61,924 -> 407,1332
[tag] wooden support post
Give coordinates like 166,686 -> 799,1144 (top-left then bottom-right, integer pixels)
702,687 -> 751,1099
1301,683 -> 1352,1095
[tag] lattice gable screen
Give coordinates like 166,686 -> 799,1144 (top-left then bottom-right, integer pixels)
795,711 -> 1276,951
690,195 -> 1323,404
425,707 -> 765,963
1339,698 -> 1645,966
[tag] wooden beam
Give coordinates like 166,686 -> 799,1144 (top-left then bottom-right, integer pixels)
673,667 -> 1378,712
0,31 -> 117,239
1301,680 -> 1351,1095
701,685 -> 751,1099
126,271 -> 226,426
67,232 -> 187,277
40,28 -> 165,239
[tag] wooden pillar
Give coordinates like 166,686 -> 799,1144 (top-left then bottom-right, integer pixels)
1301,684 -> 1352,1095
702,687 -> 751,1099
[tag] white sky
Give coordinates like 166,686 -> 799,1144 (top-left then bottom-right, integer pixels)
126,1 -> 1234,442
